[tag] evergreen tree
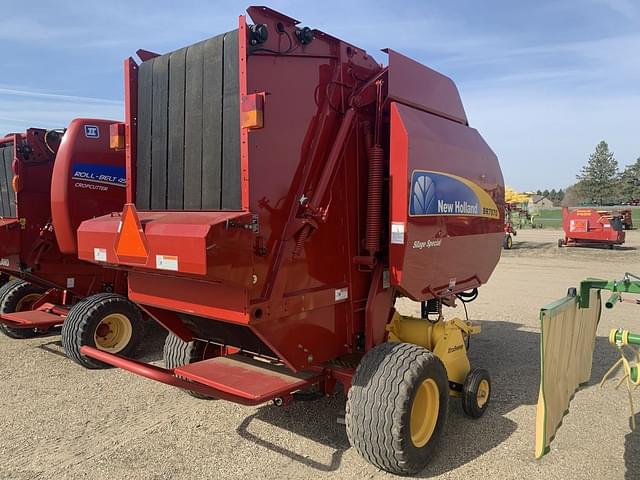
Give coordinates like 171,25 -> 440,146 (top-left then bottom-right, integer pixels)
576,141 -> 619,205
619,157 -> 640,201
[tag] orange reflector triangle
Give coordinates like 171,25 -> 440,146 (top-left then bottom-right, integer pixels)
115,204 -> 148,261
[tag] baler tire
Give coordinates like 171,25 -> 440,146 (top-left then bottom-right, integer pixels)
345,342 -> 449,475
0,279 -> 45,339
163,333 -> 214,400
503,235 -> 513,250
461,368 -> 491,418
558,238 -> 564,248
61,293 -> 144,369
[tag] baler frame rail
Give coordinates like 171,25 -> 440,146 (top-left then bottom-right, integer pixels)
80,345 -> 343,406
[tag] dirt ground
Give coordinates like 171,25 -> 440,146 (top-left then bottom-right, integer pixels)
1,229 -> 639,480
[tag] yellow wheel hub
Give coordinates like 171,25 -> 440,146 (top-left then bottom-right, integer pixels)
93,313 -> 133,353
410,378 -> 440,448
477,379 -> 490,408
16,293 -> 41,311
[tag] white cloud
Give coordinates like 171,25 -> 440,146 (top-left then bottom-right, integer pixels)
0,89 -> 122,135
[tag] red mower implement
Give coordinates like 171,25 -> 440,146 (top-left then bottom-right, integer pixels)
0,120 -> 144,368
558,207 -> 625,249
76,6 -> 504,474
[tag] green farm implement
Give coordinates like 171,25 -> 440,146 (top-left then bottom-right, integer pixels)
536,273 -> 640,458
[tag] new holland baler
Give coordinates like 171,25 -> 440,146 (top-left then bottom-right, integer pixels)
0,120 -> 145,367
76,6 -> 504,474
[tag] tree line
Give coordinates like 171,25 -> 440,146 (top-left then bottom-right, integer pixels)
536,141 -> 639,207
535,188 -> 565,203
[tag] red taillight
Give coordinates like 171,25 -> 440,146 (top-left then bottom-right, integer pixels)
241,93 -> 264,129
110,123 -> 125,150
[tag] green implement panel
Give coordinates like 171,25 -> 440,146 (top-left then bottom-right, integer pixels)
535,288 -> 601,458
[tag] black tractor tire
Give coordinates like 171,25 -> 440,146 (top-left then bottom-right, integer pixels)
164,332 -> 215,399
461,368 -> 491,418
61,293 -> 144,369
0,279 -> 45,339
558,238 -> 565,248
503,234 -> 513,249
345,342 -> 449,475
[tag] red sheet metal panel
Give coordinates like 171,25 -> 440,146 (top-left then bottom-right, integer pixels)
386,49 -> 468,125
78,207 -> 254,278
389,101 -> 503,300
0,218 -> 21,259
128,271 -> 250,324
51,118 -> 126,255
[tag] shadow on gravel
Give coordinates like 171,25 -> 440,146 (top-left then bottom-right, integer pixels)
508,241 -> 555,250
417,321 -> 622,478
236,393 -> 349,472
506,241 -> 637,253
230,321 -> 534,475
37,339 -> 67,358
231,320 -> 627,477
227,319 -> 626,476
625,414 -> 640,480
566,245 -> 637,251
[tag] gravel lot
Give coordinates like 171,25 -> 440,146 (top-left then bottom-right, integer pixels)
1,229 -> 639,480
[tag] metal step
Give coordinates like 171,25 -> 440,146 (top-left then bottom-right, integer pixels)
0,310 -> 65,329
175,354 -> 314,403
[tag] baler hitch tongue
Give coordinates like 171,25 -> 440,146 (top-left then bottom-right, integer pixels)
535,273 -> 640,458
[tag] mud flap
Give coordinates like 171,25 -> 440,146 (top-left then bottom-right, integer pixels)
535,288 -> 601,458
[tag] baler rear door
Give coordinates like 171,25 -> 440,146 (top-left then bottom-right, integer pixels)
388,101 -> 504,301
0,141 -> 16,217
135,30 -> 240,211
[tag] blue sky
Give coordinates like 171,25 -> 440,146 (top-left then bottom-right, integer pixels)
1,0 -> 638,190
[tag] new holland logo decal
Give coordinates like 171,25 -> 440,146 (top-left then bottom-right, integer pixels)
409,170 -> 499,219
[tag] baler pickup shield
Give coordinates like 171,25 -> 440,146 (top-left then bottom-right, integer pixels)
535,288 -> 601,458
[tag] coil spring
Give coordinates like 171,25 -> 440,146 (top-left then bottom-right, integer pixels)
365,145 -> 384,255
292,224 -> 311,258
